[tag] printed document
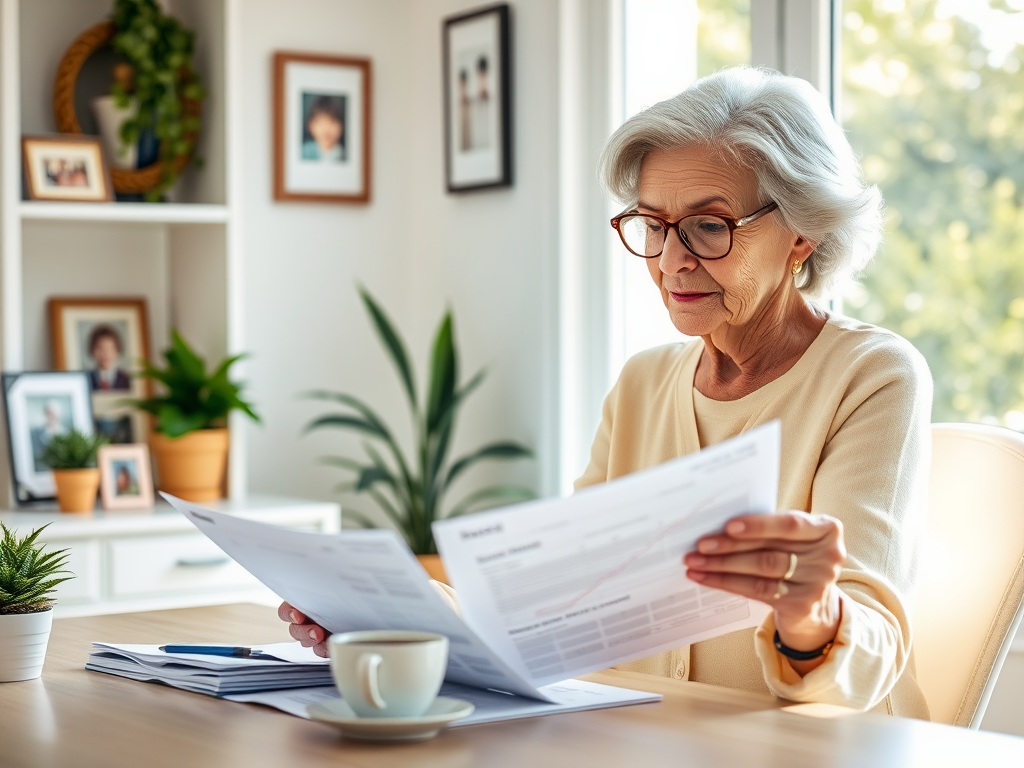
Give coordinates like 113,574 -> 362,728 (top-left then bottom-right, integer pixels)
432,421 -> 779,686
168,421 -> 778,694
165,499 -> 555,701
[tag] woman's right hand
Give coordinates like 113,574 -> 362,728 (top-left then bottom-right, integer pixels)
278,601 -> 330,658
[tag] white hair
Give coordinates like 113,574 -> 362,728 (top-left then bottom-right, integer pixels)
599,67 -> 882,296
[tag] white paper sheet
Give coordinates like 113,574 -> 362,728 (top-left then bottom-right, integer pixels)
163,496 -> 554,702
225,679 -> 662,726
432,422 -> 780,686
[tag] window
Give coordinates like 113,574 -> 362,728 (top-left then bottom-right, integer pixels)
839,0 -> 1024,427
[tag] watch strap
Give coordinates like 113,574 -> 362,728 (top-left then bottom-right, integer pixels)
773,630 -> 834,661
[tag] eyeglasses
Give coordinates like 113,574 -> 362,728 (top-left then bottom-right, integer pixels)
610,201 -> 779,260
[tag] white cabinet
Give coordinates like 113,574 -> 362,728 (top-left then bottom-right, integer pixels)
0,495 -> 340,617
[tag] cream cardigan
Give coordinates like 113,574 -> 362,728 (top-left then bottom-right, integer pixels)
575,314 -> 932,719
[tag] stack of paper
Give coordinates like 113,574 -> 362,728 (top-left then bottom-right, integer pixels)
86,642 -> 333,696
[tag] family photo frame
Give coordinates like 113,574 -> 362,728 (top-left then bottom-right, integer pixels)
2,371 -> 94,503
22,134 -> 113,202
443,3 -> 512,192
48,297 -> 151,447
273,51 -> 372,203
98,443 -> 154,511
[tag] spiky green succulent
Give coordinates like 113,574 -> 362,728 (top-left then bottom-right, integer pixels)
0,523 -> 74,614
40,430 -> 107,470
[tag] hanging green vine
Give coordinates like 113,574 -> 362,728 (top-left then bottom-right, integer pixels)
110,0 -> 205,201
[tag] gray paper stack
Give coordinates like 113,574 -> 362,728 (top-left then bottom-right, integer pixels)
86,642 -> 334,696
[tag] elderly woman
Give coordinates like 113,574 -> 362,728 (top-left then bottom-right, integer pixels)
575,66 -> 931,718
282,67 -> 931,719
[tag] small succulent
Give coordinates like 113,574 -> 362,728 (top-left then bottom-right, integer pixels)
0,523 -> 74,615
40,430 -> 107,470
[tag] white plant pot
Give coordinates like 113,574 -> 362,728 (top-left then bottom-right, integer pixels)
91,94 -> 138,170
0,609 -> 53,682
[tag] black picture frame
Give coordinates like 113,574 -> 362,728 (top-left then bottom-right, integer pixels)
2,371 -> 94,504
443,3 -> 512,192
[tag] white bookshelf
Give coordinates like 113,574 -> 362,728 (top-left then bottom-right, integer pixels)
0,0 -> 333,616
18,202 -> 231,224
0,0 -> 246,499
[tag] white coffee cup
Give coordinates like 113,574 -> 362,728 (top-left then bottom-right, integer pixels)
328,630 -> 449,718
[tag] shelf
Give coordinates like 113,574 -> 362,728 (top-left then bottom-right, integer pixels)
0,494 -> 341,536
18,202 -> 230,224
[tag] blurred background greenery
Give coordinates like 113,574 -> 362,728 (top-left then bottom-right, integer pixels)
694,0 -> 1024,428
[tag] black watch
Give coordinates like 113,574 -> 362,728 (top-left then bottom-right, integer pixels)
773,630 -> 834,661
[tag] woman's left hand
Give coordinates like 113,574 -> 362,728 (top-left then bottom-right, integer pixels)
683,511 -> 846,672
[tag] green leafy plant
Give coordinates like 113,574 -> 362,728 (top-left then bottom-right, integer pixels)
40,430 -> 107,471
130,330 -> 260,438
0,523 -> 74,615
305,288 -> 534,555
110,0 -> 205,201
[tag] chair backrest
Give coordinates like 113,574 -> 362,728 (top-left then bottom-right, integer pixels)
914,423 -> 1024,727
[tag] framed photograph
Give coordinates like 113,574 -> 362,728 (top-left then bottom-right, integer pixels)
443,3 -> 512,192
2,372 -> 94,503
98,444 -> 154,511
273,51 -> 372,203
48,298 -> 151,446
22,134 -> 114,202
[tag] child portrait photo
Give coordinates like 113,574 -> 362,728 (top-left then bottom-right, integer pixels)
98,444 -> 154,510
274,51 -> 371,203
49,298 -> 151,446
301,93 -> 347,162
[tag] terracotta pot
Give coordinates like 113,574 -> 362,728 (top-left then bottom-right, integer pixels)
416,554 -> 448,585
52,468 -> 100,513
150,428 -> 229,502
0,609 -> 53,682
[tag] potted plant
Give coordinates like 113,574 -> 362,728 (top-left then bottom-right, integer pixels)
131,330 -> 260,502
41,430 -> 107,513
109,0 -> 205,200
305,288 -> 534,582
0,523 -> 74,682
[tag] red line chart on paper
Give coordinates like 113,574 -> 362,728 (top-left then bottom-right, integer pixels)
533,495 -> 719,618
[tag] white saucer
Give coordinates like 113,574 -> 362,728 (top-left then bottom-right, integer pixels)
307,696 -> 475,742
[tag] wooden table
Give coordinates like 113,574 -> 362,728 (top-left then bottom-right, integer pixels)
3,604 -> 1023,768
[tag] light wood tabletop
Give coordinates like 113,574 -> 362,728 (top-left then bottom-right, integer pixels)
2,603 -> 1023,768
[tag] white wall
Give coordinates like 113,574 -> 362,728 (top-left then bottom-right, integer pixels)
240,0 -> 563,516
404,0 -> 561,501
239,0 -> 417,507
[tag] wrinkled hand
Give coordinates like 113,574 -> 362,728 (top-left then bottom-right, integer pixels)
278,601 -> 330,658
683,511 -> 845,671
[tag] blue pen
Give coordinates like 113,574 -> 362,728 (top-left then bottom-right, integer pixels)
159,645 -> 256,657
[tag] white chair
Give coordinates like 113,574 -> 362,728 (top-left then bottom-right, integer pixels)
913,422 -> 1024,727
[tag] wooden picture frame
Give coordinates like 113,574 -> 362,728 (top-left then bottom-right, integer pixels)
48,297 -> 152,447
98,443 -> 154,510
443,3 -> 512,192
22,134 -> 114,202
2,371 -> 94,504
273,51 -> 372,203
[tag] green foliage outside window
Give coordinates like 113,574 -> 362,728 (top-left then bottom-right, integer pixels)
840,0 -> 1024,426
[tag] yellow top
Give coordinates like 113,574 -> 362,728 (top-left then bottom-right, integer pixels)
575,314 -> 932,719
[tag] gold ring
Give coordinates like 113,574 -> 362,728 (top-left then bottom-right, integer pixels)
783,552 -> 798,582
772,580 -> 789,601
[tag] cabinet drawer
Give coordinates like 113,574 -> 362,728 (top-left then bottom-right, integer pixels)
47,539 -> 102,604
108,534 -> 257,598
